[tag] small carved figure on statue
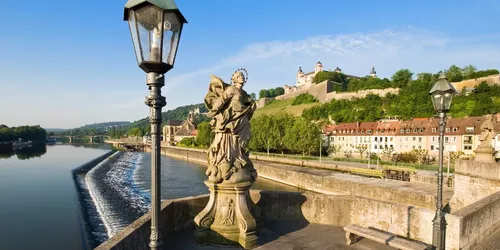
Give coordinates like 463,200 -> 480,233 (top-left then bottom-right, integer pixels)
478,114 -> 495,149
203,69 -> 257,184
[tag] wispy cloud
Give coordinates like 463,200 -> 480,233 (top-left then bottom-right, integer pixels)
167,26 -> 500,95
4,26 -> 500,128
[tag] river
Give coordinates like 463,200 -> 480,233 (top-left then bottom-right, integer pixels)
0,144 -> 297,250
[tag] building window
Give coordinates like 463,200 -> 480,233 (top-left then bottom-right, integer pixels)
445,137 -> 449,143
406,129 -> 410,133
405,137 -> 408,141
367,130 -> 372,134
431,145 -> 434,150
432,128 -> 437,132
418,145 -> 422,149
419,129 -> 424,133
400,129 -> 405,133
464,145 -> 472,150
445,128 -> 450,132
413,137 -> 416,141
452,137 -> 456,142
453,127 -> 458,132
418,137 -> 422,143
413,129 -> 417,133
466,127 -> 474,132
412,145 -> 416,149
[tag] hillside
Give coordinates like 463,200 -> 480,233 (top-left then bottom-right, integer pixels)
127,103 -> 208,129
253,97 -> 320,117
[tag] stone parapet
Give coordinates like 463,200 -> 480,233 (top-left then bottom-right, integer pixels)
450,159 -> 500,210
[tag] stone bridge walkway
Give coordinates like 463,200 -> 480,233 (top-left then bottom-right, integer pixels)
168,221 -> 395,250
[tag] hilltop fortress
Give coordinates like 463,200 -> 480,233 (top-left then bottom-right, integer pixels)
257,61 -> 399,108
257,62 -> 500,109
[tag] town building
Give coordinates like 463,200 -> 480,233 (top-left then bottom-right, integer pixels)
322,114 -> 500,158
162,111 -> 198,145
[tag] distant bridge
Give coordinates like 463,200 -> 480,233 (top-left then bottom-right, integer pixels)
49,135 -> 108,143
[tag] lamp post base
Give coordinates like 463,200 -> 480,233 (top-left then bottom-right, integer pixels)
194,181 -> 258,249
432,213 -> 447,250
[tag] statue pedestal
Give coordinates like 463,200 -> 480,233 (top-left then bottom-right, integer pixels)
194,181 -> 258,249
474,147 -> 495,163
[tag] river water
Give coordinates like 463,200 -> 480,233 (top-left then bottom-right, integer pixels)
0,144 -> 297,250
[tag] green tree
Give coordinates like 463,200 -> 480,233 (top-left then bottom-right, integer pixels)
462,65 -> 477,80
259,89 -> 270,99
391,69 -> 413,88
274,87 -> 285,96
195,122 -> 214,147
250,93 -> 257,100
446,65 -> 463,82
283,118 -> 320,156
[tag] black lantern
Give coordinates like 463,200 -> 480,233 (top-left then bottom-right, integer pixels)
429,72 -> 458,113
124,0 -> 187,73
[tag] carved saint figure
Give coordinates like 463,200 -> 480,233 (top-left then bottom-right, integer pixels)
478,115 -> 495,149
204,69 -> 257,183
215,197 -> 235,226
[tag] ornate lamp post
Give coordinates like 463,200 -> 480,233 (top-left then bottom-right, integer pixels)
429,72 -> 457,250
123,1 -> 187,249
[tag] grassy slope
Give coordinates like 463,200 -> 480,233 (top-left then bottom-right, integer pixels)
253,97 -> 320,117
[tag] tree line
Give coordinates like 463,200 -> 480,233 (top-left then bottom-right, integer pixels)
0,125 -> 47,142
248,113 -> 321,156
259,87 -> 285,99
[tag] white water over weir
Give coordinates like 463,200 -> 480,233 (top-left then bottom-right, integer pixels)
85,151 -> 150,238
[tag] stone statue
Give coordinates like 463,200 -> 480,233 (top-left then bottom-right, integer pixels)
475,114 -> 496,162
203,70 -> 257,184
194,69 -> 258,249
478,114 -> 495,149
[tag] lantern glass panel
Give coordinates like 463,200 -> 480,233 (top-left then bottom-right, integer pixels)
127,10 -> 143,64
162,12 -> 182,66
432,92 -> 444,112
134,5 -> 164,63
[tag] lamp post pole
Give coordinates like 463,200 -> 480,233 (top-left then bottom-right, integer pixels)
146,72 -> 166,249
432,111 -> 447,250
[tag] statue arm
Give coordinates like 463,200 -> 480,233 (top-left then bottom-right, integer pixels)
210,88 -> 234,113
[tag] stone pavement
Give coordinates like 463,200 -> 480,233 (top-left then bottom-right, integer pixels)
167,221 -> 395,250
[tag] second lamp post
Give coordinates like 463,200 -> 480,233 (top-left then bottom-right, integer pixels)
429,72 -> 457,250
123,0 -> 187,249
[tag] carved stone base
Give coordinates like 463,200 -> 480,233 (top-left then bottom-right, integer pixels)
475,147 -> 495,163
194,181 -> 258,249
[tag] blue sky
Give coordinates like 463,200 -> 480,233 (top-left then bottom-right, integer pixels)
1,0 -> 499,128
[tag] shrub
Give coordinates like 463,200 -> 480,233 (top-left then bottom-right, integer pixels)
179,137 -> 196,146
292,93 -> 318,106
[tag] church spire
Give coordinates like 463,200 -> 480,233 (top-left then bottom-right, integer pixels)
370,64 -> 377,78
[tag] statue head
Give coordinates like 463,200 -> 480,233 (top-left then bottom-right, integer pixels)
231,68 -> 248,87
